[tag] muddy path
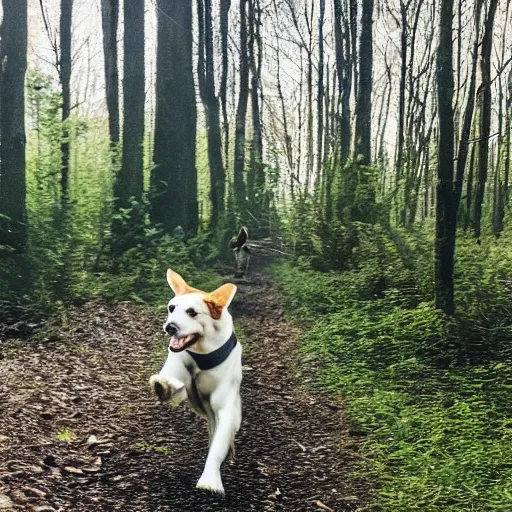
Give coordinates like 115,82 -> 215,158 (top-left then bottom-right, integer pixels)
0,264 -> 365,511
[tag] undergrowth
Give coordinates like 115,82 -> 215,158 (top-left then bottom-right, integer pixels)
274,226 -> 512,511
0,71 -> 223,322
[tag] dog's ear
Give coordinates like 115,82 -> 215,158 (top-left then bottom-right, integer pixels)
167,269 -> 190,296
204,283 -> 237,319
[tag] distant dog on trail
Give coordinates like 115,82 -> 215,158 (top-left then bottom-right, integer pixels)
149,269 -> 242,494
230,226 -> 251,278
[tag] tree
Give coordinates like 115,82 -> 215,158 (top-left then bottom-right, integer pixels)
247,0 -> 266,223
233,0 -> 249,213
197,0 -> 225,228
0,0 -> 28,256
60,0 -> 73,206
101,0 -> 120,150
151,0 -> 198,235
435,0 -> 456,314
353,0 -> 374,165
220,0 -> 231,165
116,0 -> 144,209
434,0 -> 482,313
473,0 -> 499,239
316,0 -> 326,178
333,0 -> 351,166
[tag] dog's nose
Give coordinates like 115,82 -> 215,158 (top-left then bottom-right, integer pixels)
165,322 -> 178,335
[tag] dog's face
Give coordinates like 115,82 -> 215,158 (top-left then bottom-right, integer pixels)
164,269 -> 236,352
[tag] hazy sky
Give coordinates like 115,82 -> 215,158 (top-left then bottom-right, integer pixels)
27,0 -> 158,118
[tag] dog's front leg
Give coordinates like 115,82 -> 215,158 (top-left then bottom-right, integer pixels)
149,353 -> 188,404
196,405 -> 236,494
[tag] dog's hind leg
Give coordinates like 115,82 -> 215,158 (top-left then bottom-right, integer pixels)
196,404 -> 237,494
228,394 -> 241,460
245,254 -> 250,277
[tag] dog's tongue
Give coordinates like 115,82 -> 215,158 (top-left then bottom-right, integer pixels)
169,334 -> 193,351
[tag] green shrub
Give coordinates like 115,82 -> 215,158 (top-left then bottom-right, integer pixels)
275,254 -> 512,511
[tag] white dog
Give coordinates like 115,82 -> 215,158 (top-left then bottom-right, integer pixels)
149,269 -> 242,494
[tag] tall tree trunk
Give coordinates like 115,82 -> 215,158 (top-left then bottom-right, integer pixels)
349,0 -> 358,102
0,0 -> 28,258
152,0 -> 197,234
220,0 -> 231,166
324,67 -> 336,221
316,0 -> 325,178
464,143 -> 476,231
379,59 -> 392,169
423,142 -> 430,219
505,70 -> 512,208
456,0 -> 482,222
110,0 -> 144,255
333,0 -> 351,166
494,1 -> 510,237
247,0 -> 264,209
353,0 -> 374,165
197,0 -> 225,228
60,0 -> 73,207
101,0 -> 120,150
305,2 -> 314,193
473,0 -> 499,239
435,0 -> 456,314
273,0 -> 294,181
395,0 -> 407,194
233,0 -> 249,212
118,0 -> 144,207
297,52 -> 304,186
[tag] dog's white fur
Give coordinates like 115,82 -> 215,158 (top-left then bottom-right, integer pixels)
149,269 -> 242,494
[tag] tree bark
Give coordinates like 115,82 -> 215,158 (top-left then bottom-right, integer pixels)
395,0 -> 407,192
305,0 -> 314,192
473,0 -> 499,239
101,0 -> 120,149
464,142 -> 476,231
247,0 -> 264,209
505,70 -> 512,211
197,0 -> 226,228
273,0 -> 294,180
151,0 -> 197,234
353,0 -> 374,165
60,0 -> 73,207
316,0 -> 325,178
233,0 -> 249,210
220,0 -> 231,166
493,1 -> 510,237
118,0 -> 144,207
333,0 -> 351,166
455,0 -> 482,224
0,0 -> 28,256
349,0 -> 358,102
435,0 -> 456,314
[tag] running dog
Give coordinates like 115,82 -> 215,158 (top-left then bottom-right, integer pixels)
230,226 -> 251,278
149,269 -> 242,494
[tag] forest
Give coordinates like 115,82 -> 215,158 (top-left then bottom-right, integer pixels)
1,0 -> 512,510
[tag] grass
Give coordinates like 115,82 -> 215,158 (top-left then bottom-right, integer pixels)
273,259 -> 512,512
57,427 -> 74,442
132,440 -> 172,455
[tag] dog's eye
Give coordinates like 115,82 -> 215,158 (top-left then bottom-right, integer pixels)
186,308 -> 198,318
168,304 -> 175,314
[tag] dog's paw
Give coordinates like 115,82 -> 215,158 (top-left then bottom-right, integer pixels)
149,375 -> 185,403
196,471 -> 225,494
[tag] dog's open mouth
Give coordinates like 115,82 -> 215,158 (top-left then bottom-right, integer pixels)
168,333 -> 201,352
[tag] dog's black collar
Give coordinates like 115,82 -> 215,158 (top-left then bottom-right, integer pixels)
186,332 -> 238,371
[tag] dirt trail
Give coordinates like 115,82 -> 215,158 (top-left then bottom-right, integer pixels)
0,265 -> 364,511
